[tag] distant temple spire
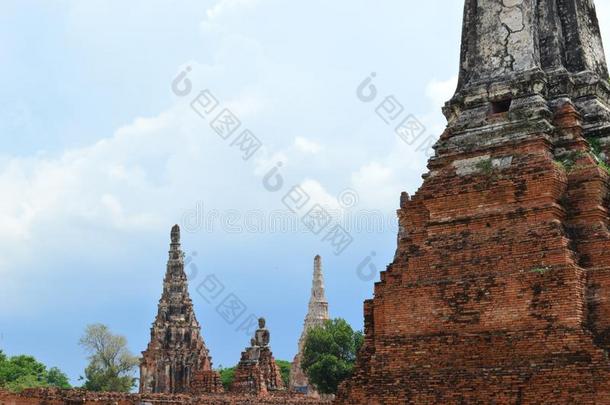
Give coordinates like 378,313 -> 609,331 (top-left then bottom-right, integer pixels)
170,223 -> 180,244
289,255 -> 330,396
309,255 -> 327,312
140,225 -> 222,394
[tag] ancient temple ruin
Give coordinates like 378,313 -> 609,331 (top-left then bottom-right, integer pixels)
140,225 -> 223,394
289,255 -> 329,396
338,0 -> 610,403
230,318 -> 285,395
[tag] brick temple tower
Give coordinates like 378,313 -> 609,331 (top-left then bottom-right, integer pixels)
290,255 -> 330,396
140,225 -> 222,394
338,1 -> 610,403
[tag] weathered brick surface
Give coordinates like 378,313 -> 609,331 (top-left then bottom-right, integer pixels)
231,361 -> 268,396
337,1 -> 610,403
190,370 -> 225,395
0,389 -> 331,405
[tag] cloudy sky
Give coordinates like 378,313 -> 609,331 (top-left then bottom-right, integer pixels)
2,0 -> 610,385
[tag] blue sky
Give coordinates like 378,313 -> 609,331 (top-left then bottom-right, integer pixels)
2,0 -> 610,386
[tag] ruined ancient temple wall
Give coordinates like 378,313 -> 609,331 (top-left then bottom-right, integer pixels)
0,389 -> 331,405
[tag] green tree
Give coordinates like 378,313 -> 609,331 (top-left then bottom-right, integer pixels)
275,360 -> 291,387
0,351 -> 71,392
0,351 -> 4,387
302,318 -> 363,394
78,324 -> 139,392
217,366 -> 235,390
47,367 -> 71,389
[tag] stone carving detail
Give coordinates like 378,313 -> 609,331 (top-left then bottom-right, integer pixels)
338,1 -> 610,403
289,255 -> 329,397
230,318 -> 285,395
140,225 -> 222,394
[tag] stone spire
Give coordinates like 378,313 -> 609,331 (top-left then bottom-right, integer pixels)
289,255 -> 329,396
445,0 -> 610,138
456,0 -> 607,87
306,255 -> 328,322
140,225 -> 221,394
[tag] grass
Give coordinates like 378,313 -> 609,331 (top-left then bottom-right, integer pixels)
586,137 -> 610,176
553,151 -> 584,173
476,159 -> 494,176
530,267 -> 551,275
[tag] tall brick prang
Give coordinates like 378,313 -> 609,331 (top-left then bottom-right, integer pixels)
290,255 -> 329,396
140,225 -> 222,394
338,0 -> 610,403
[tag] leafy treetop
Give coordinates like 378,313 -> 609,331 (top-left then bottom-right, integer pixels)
0,350 -> 71,392
302,318 -> 363,394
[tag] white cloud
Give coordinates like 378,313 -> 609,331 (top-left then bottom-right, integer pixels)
0,104 -> 251,312
352,161 -> 393,187
0,112 -> 176,249
253,149 -> 289,177
425,75 -> 458,110
350,160 -> 404,211
206,0 -> 260,21
300,179 -> 340,211
345,74 -> 458,211
293,137 -> 322,154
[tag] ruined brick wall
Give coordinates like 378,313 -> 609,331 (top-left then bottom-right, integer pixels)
257,349 -> 284,392
230,362 -> 268,395
0,389 -> 331,405
230,348 -> 285,395
190,370 -> 225,394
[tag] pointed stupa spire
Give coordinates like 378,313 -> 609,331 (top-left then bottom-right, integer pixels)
140,225 -> 218,394
170,224 -> 180,244
289,255 -> 330,396
166,224 -> 183,278
309,254 -> 327,306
